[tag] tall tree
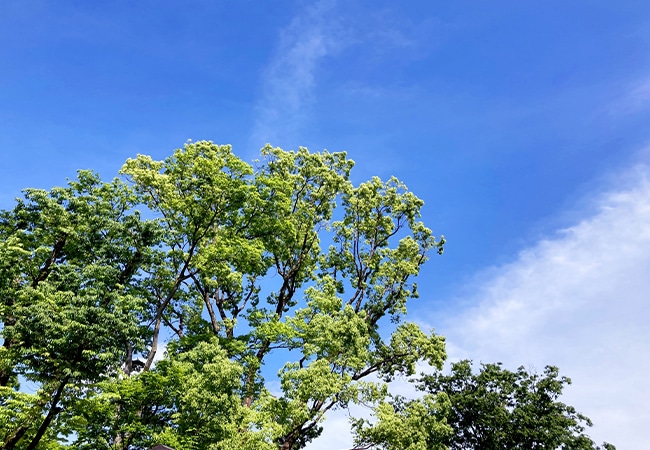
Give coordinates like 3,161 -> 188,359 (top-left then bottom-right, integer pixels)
1,141 -> 448,450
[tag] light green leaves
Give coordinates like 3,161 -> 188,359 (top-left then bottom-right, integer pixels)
352,394 -> 452,450
377,323 -> 446,380
1,141 -> 449,450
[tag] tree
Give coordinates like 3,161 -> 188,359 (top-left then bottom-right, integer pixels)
1,141 -> 447,450
0,172 -> 159,450
418,360 -> 616,450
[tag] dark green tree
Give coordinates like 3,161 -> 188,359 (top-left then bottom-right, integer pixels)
418,360 -> 615,450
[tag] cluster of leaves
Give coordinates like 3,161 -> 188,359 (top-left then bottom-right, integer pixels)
0,141 -> 612,450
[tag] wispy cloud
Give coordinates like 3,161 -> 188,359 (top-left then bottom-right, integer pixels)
628,79 -> 650,110
251,0 -> 341,147
249,2 -> 442,150
608,77 -> 650,115
438,163 -> 650,448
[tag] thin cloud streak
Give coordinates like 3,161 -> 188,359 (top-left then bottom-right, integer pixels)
440,163 -> 650,449
608,77 -> 650,115
251,0 -> 340,147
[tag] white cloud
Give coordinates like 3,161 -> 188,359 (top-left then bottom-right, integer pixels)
251,0 -> 341,147
439,163 -> 650,449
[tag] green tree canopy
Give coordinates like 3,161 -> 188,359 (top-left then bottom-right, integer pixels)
1,141 -> 446,450
417,360 -> 616,450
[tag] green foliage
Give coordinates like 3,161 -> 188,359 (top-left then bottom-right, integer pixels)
1,141 -> 446,450
0,171 -> 160,450
70,338 -> 277,450
351,393 -> 452,450
419,360 -> 616,450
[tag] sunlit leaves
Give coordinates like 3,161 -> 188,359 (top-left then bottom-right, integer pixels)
1,141 -> 449,450
351,393 -> 452,450
0,171 -> 162,449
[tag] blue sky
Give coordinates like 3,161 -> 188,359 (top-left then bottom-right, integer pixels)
2,1 -> 649,448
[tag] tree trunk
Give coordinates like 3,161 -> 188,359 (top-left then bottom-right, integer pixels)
24,376 -> 69,450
